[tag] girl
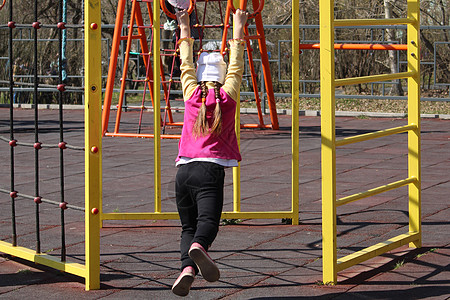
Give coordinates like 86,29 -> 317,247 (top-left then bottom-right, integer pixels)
172,9 -> 248,297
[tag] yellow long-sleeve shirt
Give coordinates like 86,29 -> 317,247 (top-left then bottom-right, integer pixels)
178,38 -> 246,101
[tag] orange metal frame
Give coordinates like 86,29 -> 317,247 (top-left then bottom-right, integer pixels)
221,0 -> 278,129
101,0 -> 279,139
102,0 -> 176,138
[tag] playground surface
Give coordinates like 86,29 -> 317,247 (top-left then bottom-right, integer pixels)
0,108 -> 449,299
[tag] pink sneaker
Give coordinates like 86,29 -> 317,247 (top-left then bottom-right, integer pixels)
188,242 -> 220,282
172,266 -> 195,297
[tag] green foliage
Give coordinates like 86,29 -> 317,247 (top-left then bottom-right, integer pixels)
16,269 -> 33,275
1,0 -> 449,105
393,259 -> 405,269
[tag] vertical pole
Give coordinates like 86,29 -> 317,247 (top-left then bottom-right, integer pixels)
407,0 -> 421,248
220,3 -> 232,56
84,0 -> 102,290
8,0 -> 17,247
320,0 -> 337,284
153,0 -> 162,213
58,0 -> 67,262
33,0 -> 41,255
251,0 -> 279,129
291,0 -> 299,225
61,0 -> 67,82
232,0 -> 241,213
243,24 -> 265,127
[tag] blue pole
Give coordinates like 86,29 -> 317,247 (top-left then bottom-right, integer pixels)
62,0 -> 67,82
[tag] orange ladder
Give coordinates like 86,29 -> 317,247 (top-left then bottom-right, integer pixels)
102,0 -> 181,139
101,0 -> 279,139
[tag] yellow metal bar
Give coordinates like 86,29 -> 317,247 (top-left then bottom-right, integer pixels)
334,17 -> 413,27
221,211 -> 296,219
335,71 -> 414,87
336,232 -> 420,271
291,0 -> 300,225
0,241 -> 87,278
233,0 -> 241,213
102,212 -> 179,220
336,177 -> 418,207
153,1 -> 162,213
101,211 -> 296,221
335,124 -> 417,147
320,0 -> 337,285
233,148 -> 241,213
84,0 -> 102,291
407,0 -> 421,249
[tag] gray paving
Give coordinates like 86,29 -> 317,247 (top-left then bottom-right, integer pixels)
0,108 -> 449,299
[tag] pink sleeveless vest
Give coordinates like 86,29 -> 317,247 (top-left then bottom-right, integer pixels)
176,86 -> 242,162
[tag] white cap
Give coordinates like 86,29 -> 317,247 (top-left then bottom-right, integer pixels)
196,52 -> 227,84
166,0 -> 190,9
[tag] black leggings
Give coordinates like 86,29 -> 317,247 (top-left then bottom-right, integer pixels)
175,161 -> 225,272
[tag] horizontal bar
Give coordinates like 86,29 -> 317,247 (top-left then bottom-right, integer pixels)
102,212 -> 179,220
116,105 -> 182,110
0,188 -> 85,210
334,18 -> 414,27
120,34 -> 143,41
0,241 -> 86,278
164,122 -> 184,126
299,43 -> 407,51
335,72 -> 414,87
241,124 -> 272,129
104,132 -> 181,139
336,177 -> 418,207
337,232 -> 420,271
221,211 -> 296,219
336,124 -> 417,147
245,35 -> 262,40
101,211 -> 296,221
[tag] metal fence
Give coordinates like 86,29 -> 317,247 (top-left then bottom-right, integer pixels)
1,24 -> 449,104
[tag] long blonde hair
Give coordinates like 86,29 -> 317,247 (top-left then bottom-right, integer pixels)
193,81 -> 223,137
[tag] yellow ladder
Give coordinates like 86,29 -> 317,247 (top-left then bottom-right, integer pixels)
319,0 -> 421,284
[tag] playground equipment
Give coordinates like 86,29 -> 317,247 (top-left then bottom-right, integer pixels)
0,0 -> 101,290
317,0 -> 421,284
101,0 -> 279,139
100,0 -> 298,226
0,0 -> 422,291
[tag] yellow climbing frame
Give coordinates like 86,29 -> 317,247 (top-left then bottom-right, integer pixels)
319,0 -> 421,284
0,0 -> 102,290
100,0 -> 300,225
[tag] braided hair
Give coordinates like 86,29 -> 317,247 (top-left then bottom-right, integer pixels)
192,81 -> 223,137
